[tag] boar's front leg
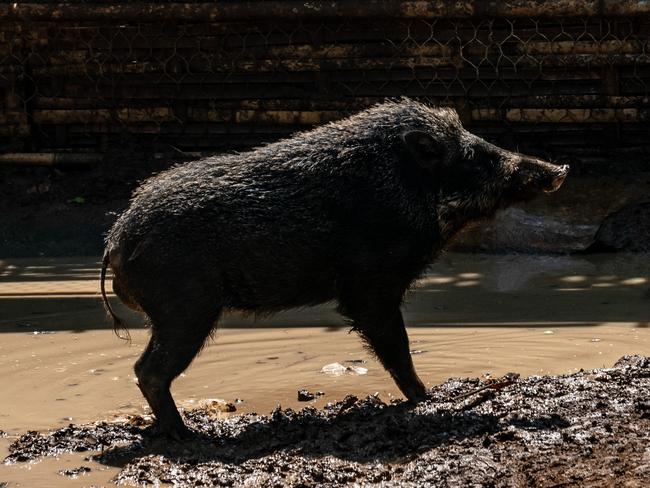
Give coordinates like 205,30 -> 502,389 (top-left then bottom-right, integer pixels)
338,287 -> 427,403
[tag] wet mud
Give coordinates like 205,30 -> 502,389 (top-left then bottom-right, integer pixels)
4,355 -> 649,487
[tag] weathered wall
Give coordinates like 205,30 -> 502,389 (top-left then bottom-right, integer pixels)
1,1 -> 649,253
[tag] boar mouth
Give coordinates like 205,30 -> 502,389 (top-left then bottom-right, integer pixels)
501,161 -> 569,207
517,160 -> 569,195
542,165 -> 569,193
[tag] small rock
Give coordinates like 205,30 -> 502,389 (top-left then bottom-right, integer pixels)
614,355 -> 649,369
127,415 -> 148,427
200,398 -> 237,414
338,394 -> 359,413
58,466 -> 91,478
298,390 -> 315,401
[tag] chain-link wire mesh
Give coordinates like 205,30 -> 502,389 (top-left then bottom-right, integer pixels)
1,4 -> 649,166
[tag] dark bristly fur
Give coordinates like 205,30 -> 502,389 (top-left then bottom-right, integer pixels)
100,97 -> 568,438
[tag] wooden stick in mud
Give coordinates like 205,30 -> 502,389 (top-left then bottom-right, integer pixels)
454,372 -> 521,402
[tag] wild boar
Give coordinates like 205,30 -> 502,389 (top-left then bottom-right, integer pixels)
101,98 -> 568,438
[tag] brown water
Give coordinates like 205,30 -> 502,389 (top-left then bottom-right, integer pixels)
0,252 -> 649,486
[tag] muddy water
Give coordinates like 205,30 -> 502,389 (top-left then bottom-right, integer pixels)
0,325 -> 649,436
0,252 -> 649,486
2,327 -> 648,488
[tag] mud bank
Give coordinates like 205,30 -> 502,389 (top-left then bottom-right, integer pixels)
3,355 -> 649,487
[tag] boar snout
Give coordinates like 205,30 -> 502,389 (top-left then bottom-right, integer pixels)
544,163 -> 569,193
515,157 -> 569,194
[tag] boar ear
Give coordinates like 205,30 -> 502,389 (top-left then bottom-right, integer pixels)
401,130 -> 445,169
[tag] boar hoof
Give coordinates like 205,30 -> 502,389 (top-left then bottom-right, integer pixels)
404,385 -> 429,404
144,422 -> 195,441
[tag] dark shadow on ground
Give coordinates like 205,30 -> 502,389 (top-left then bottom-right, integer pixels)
59,399 -> 570,469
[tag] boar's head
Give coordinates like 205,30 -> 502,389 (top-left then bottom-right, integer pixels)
399,106 -> 568,239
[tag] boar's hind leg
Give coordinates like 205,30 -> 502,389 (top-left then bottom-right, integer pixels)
339,294 -> 427,403
135,299 -> 220,440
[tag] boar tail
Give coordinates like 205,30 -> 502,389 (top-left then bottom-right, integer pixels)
100,249 -> 131,342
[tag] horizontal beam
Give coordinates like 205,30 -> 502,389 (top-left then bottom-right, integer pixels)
2,1 -> 650,22
0,153 -> 102,166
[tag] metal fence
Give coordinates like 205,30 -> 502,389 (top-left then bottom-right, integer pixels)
1,1 -> 649,167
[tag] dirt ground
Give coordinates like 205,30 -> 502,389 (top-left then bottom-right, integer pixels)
2,355 -> 649,487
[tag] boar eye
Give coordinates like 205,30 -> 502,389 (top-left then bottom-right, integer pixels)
400,130 -> 445,170
478,158 -> 497,173
456,150 -> 497,178
453,157 -> 492,182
